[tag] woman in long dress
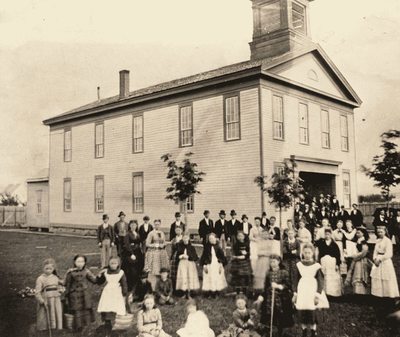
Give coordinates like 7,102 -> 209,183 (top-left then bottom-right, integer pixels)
343,220 -> 357,258
253,229 -> 273,294
371,226 -> 399,298
249,217 -> 262,273
332,220 -> 347,276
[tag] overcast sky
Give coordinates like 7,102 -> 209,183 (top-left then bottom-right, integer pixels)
1,0 -> 399,200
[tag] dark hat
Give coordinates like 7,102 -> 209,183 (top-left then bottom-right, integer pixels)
160,267 -> 169,274
143,215 -> 150,221
118,211 -> 126,217
102,214 -> 109,220
219,210 -> 226,215
262,212 -> 267,216
230,210 -> 237,216
175,212 -> 181,218
203,210 -> 210,216
140,270 -> 149,279
241,214 -> 248,220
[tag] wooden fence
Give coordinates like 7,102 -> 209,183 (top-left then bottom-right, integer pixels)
0,206 -> 26,227
359,202 -> 400,226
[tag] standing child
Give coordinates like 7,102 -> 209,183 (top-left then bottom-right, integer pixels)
170,226 -> 184,290
256,255 -> 294,337
292,243 -> 329,337
177,299 -> 215,337
64,255 -> 98,332
230,231 -> 253,295
137,294 -> 171,337
155,268 -> 175,305
97,214 -> 115,268
97,256 -> 128,337
175,234 -> 200,298
219,294 -> 260,337
200,233 -> 228,297
35,258 -> 63,331
283,229 -> 301,291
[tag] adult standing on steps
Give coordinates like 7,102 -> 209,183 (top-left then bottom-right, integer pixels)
114,211 -> 128,257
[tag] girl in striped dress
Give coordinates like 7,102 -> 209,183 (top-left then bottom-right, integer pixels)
170,226 -> 184,290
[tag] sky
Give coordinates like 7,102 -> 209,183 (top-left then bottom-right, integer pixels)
0,0 -> 399,200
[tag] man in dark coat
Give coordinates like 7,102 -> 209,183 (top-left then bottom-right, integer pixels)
261,211 -> 270,230
169,212 -> 186,241
226,209 -> 241,244
373,209 -> 389,232
215,210 -> 228,252
337,205 -> 349,223
114,211 -> 128,256
349,204 -> 363,228
198,210 -> 214,246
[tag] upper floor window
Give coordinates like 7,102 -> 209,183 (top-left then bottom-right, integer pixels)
95,175 -> 104,213
321,109 -> 330,148
299,103 -> 309,145
179,105 -> 193,147
224,96 -> 241,141
292,2 -> 306,33
273,95 -> 284,140
132,172 -> 144,213
64,128 -> 72,162
340,115 -> 349,151
64,178 -> 71,212
133,115 -> 144,153
95,122 -> 104,158
36,190 -> 42,214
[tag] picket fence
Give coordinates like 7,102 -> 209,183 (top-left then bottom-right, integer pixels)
0,206 -> 26,227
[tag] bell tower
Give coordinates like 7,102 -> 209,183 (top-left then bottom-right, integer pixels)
249,0 -> 315,60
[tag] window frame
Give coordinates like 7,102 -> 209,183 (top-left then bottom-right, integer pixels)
132,172 -> 144,213
36,189 -> 42,215
94,175 -> 104,213
340,114 -> 349,152
274,162 -> 285,176
132,114 -> 144,154
298,102 -> 309,145
320,108 -> 330,149
342,170 -> 351,209
179,104 -> 194,147
223,94 -> 241,142
63,128 -> 72,162
180,195 -> 195,214
63,178 -> 72,212
292,1 -> 307,34
94,121 -> 105,159
272,94 -> 285,141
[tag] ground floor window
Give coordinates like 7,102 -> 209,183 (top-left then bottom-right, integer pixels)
181,195 -> 194,213
343,171 -> 351,208
132,172 -> 144,213
36,190 -> 42,214
63,178 -> 71,212
95,176 -> 104,213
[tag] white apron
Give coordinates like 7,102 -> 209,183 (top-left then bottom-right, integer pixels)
97,270 -> 126,315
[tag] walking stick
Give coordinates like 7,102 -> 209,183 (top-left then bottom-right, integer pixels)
44,304 -> 53,337
270,287 -> 275,337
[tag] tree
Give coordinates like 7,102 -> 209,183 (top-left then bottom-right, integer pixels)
161,152 -> 206,226
0,193 -> 21,206
361,130 -> 400,209
255,158 -> 304,231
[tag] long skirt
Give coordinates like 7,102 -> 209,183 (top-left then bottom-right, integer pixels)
320,256 -> 342,297
170,253 -> 178,288
335,241 -> 347,275
230,258 -> 253,289
371,259 -> 400,298
144,249 -> 170,277
36,295 -> 63,330
345,258 -> 370,295
260,289 -> 294,328
138,325 -> 171,337
202,259 -> 227,292
97,286 -> 126,316
283,258 -> 299,292
176,260 -> 200,291
250,241 -> 258,272
253,256 -> 270,292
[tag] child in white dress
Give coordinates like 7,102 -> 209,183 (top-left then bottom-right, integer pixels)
177,299 -> 215,337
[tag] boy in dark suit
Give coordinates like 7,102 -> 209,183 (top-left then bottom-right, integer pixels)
349,204 -> 363,228
215,210 -> 228,252
169,212 -> 186,241
198,210 -> 214,246
227,209 -> 241,242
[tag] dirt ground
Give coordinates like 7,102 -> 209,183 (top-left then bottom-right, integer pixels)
0,231 -> 399,337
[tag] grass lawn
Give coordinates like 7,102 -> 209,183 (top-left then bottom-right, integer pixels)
0,231 -> 399,337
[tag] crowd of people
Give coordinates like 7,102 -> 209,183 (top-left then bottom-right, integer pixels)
33,194 -> 400,337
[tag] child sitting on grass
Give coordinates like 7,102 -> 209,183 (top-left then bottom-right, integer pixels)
135,271 -> 153,304
137,294 -> 171,337
155,268 -> 174,305
97,256 -> 128,337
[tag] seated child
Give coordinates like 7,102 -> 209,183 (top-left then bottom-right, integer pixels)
218,294 -> 260,337
177,299 -> 215,337
137,294 -> 171,337
155,268 -> 174,305
135,271 -> 153,303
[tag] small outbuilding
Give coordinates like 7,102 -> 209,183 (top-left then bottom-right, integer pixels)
26,172 -> 49,230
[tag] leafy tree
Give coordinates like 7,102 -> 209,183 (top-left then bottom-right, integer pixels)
361,130 -> 400,209
161,152 -> 205,226
255,157 -> 304,231
0,193 -> 21,206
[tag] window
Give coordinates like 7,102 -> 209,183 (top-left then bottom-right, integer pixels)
132,172 -> 144,213
273,95 -> 284,140
95,122 -> 104,158
343,171 -> 351,209
260,1 -> 281,33
274,163 -> 285,176
299,103 -> 309,144
340,115 -> 349,151
36,190 -> 42,214
321,109 -> 330,148
224,96 -> 240,141
181,195 -> 194,214
292,2 -> 306,33
133,115 -> 144,153
64,129 -> 72,162
179,105 -> 193,147
63,178 -> 71,212
95,176 -> 104,213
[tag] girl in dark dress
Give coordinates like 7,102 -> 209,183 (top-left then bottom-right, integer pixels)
64,255 -> 98,332
256,254 -> 294,337
170,226 -> 184,290
230,231 -> 253,295
282,229 -> 301,291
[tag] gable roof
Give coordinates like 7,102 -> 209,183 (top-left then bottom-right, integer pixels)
43,44 -> 361,126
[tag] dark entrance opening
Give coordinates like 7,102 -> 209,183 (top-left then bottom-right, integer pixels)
299,172 -> 336,198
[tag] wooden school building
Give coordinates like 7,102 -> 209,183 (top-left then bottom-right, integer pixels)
42,0 -> 362,231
